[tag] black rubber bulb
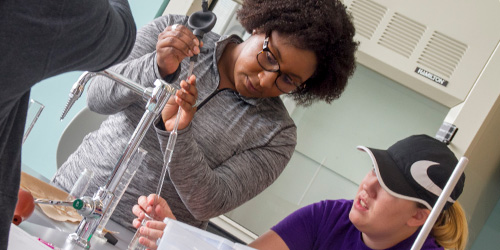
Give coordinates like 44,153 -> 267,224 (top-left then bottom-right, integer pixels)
188,10 -> 217,40
187,6 -> 217,62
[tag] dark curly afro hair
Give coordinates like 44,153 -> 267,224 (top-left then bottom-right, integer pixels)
237,0 -> 358,106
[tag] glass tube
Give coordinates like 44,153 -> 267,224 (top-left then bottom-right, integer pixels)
95,147 -> 147,238
67,168 -> 94,200
23,99 -> 45,145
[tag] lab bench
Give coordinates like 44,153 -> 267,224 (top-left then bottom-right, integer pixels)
8,165 -> 134,249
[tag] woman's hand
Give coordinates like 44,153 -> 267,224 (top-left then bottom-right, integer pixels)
132,194 -> 176,225
161,75 -> 198,131
134,219 -> 167,250
132,194 -> 176,249
156,24 -> 202,77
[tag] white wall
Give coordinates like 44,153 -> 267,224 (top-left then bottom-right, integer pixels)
226,64 -> 450,234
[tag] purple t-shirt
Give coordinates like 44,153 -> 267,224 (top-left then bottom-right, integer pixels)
272,200 -> 443,250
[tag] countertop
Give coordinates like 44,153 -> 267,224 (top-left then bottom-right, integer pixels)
8,165 -> 136,249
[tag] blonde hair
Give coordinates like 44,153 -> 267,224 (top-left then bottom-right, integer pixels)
430,201 -> 468,250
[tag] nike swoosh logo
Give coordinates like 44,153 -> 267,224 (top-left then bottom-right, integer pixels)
410,160 -> 455,203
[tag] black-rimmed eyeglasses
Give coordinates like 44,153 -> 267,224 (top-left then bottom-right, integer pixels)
256,34 -> 302,94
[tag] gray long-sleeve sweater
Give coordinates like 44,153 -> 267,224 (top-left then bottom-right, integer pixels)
0,0 -> 136,248
52,15 -> 297,231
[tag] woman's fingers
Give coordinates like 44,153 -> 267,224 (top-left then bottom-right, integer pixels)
186,74 -> 197,87
133,195 -> 155,218
146,220 -> 167,232
156,24 -> 201,77
140,224 -> 164,241
138,223 -> 166,250
133,196 -> 172,249
132,204 -> 143,217
176,75 -> 197,129
143,194 -> 177,221
132,218 -> 141,229
139,236 -> 158,250
160,24 -> 199,45
157,24 -> 200,58
175,88 -> 196,109
175,75 -> 198,108
146,194 -> 158,207
157,38 -> 194,59
161,74 -> 198,131
138,195 -> 148,207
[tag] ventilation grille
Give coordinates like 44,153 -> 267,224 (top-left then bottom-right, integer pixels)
348,0 -> 387,39
417,32 -> 468,79
378,13 -> 426,58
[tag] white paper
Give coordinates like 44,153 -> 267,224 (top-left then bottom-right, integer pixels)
8,224 -> 53,250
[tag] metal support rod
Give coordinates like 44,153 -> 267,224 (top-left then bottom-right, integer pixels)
410,156 -> 468,250
105,79 -> 174,193
59,71 -> 177,249
97,70 -> 151,98
60,70 -> 153,121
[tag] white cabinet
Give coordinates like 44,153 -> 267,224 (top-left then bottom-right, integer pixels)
343,0 -> 500,108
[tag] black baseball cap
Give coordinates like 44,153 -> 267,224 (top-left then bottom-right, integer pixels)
357,134 -> 465,210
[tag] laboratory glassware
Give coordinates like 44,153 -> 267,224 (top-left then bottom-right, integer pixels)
95,147 -> 147,238
67,168 -> 94,200
59,70 -> 176,249
23,99 -> 45,144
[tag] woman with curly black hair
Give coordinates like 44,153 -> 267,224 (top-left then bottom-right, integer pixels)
53,0 -> 358,244
237,0 -> 358,105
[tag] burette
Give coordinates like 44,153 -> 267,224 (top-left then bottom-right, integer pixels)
153,0 -> 216,211
153,63 -> 194,209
